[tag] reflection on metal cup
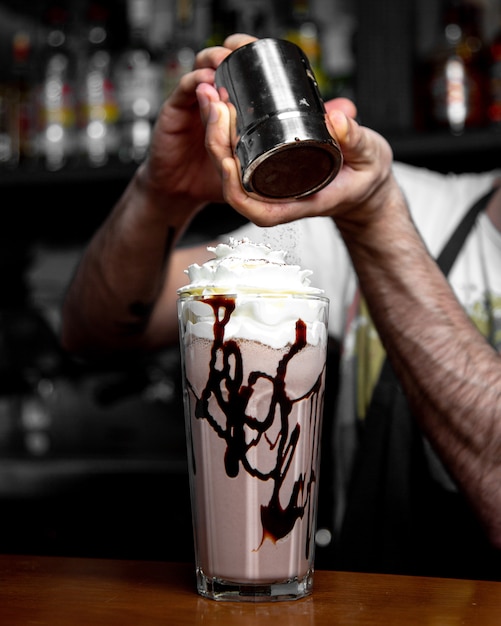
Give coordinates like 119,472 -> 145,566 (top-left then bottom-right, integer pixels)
215,38 -> 343,201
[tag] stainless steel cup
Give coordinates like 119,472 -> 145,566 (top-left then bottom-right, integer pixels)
215,38 -> 342,200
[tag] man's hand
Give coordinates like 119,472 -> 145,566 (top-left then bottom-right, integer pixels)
139,34 -> 257,209
199,60 -> 398,228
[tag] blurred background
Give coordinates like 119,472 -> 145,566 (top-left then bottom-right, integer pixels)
0,0 -> 500,565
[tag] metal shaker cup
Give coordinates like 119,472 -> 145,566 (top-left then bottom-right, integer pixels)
215,38 -> 343,200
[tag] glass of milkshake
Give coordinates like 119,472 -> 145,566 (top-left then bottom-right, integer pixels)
177,238 -> 329,601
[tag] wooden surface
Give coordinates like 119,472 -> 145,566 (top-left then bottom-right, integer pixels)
1,554 -> 501,625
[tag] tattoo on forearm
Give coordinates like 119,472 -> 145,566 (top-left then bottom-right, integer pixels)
117,301 -> 154,336
163,225 -> 175,265
117,227 -> 176,337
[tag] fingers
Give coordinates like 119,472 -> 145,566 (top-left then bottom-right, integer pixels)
194,45 -> 231,71
197,84 -> 235,173
198,82 -> 299,227
174,34 -> 258,107
328,110 -> 353,152
328,109 -> 393,174
324,97 -> 357,120
221,157 -> 303,227
195,82 -> 218,125
324,99 -> 391,176
193,33 -> 257,72
223,33 -> 257,49
199,86 -> 337,225
217,110 -> 393,226
197,49 -> 394,228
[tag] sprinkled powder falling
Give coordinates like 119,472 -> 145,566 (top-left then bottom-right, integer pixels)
261,222 -> 302,266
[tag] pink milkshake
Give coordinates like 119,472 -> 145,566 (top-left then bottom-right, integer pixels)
177,239 -> 329,601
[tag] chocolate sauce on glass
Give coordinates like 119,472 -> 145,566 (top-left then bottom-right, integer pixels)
186,296 -> 325,556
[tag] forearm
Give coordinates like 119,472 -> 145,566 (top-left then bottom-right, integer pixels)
335,180 -> 501,546
61,164 -> 203,357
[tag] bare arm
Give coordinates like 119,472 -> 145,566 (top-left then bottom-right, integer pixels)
203,75 -> 501,548
338,177 -> 501,549
61,36 -> 256,357
61,169 -> 215,355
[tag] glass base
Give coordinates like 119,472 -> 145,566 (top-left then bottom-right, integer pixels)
196,568 -> 313,602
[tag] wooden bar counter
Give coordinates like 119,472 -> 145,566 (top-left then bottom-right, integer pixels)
1,554 -> 501,625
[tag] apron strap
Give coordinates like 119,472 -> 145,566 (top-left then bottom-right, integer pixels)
436,188 -> 497,275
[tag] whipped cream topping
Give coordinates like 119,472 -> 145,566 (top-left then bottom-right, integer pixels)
178,237 -> 323,296
178,238 -> 328,349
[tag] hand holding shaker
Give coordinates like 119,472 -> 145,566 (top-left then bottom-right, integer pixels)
177,239 -> 329,601
215,38 -> 342,200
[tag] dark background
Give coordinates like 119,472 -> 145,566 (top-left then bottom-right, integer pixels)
0,0 -> 500,567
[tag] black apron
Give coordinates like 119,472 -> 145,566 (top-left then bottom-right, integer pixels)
336,189 -> 501,580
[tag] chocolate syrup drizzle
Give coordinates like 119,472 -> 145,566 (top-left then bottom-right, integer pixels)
186,296 -> 325,557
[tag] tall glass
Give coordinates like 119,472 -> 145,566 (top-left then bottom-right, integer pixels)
177,292 -> 329,601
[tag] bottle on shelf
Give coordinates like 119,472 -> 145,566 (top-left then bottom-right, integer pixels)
318,0 -> 356,100
12,29 -> 36,166
0,28 -> 34,170
114,0 -> 163,164
487,1 -> 501,126
163,0 -> 197,100
282,0 -> 332,97
204,0 -> 238,47
35,3 -> 78,171
425,0 -> 487,135
231,0 -> 276,40
77,1 -> 120,167
0,53 -> 18,170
